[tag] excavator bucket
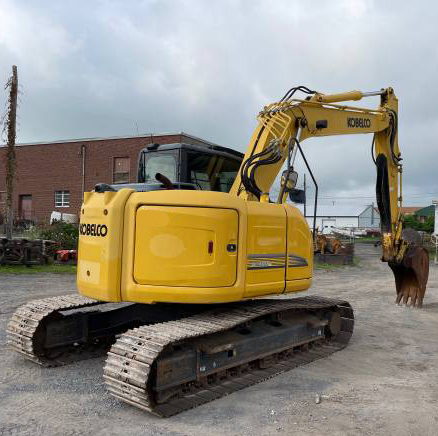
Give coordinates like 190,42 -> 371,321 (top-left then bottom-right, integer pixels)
389,245 -> 429,308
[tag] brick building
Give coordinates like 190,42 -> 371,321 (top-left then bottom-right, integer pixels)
0,132 -> 224,225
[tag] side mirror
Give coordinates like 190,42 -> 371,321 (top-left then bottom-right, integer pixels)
289,188 -> 306,204
281,170 -> 298,190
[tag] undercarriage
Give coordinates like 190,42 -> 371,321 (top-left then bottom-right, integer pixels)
7,294 -> 353,416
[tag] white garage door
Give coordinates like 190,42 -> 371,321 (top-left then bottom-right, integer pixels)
322,218 -> 336,235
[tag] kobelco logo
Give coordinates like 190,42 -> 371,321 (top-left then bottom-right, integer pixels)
80,223 -> 108,237
347,117 -> 371,128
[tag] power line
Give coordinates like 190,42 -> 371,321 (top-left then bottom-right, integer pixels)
306,193 -> 438,200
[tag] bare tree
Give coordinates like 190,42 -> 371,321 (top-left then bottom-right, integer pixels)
2,65 -> 18,239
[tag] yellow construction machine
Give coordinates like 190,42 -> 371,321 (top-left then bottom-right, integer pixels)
8,86 -> 429,416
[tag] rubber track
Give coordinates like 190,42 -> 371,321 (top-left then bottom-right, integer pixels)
103,295 -> 354,417
7,294 -> 101,366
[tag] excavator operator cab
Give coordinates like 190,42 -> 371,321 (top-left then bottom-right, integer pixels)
135,142 -> 243,192
97,143 -> 243,193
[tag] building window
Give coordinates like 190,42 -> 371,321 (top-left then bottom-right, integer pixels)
55,191 -> 70,207
113,157 -> 130,184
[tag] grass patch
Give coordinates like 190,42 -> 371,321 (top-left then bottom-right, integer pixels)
315,257 -> 359,270
0,264 -> 76,274
314,262 -> 341,270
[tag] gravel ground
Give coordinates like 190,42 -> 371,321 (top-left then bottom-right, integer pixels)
1,243 -> 438,436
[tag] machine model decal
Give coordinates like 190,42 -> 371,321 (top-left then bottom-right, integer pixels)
287,254 -> 309,267
347,117 -> 371,128
79,223 -> 108,237
247,253 -> 308,270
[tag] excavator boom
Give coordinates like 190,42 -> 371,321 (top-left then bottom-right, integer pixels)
231,86 -> 429,306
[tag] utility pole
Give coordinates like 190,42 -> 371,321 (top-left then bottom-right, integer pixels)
4,65 -> 18,239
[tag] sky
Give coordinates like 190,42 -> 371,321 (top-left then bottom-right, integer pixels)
0,0 -> 437,209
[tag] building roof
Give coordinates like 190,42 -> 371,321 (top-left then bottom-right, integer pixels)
0,131 -> 223,149
415,205 -> 435,217
401,206 -> 422,215
358,205 -> 380,216
304,204 -> 372,218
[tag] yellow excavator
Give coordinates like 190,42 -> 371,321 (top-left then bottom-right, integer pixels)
7,86 -> 429,416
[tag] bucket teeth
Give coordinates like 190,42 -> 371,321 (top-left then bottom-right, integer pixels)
390,245 -> 429,308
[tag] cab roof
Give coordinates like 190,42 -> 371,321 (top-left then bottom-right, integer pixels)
142,142 -> 244,160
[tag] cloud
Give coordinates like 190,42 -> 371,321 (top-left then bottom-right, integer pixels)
0,0 -> 437,205
0,1 -> 80,81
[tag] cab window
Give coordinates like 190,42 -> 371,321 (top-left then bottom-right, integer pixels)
143,154 -> 177,183
187,152 -> 241,192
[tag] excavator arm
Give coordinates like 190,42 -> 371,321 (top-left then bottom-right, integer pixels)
231,87 -> 429,307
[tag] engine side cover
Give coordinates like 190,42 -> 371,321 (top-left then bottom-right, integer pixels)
134,206 -> 238,287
